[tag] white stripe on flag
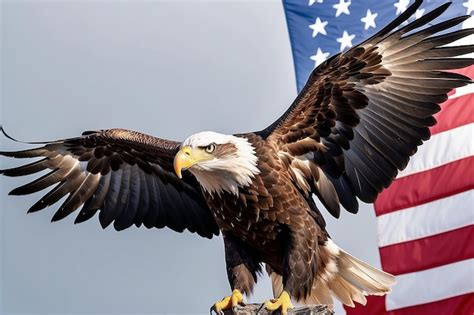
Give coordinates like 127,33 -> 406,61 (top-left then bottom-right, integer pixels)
450,84 -> 474,99
377,190 -> 474,247
397,123 -> 474,178
386,259 -> 474,311
449,17 -> 473,98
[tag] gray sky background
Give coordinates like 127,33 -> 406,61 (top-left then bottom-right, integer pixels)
0,1 -> 380,314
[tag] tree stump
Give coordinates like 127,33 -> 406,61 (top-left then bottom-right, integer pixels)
222,304 -> 334,315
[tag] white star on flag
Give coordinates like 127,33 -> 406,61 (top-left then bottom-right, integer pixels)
394,0 -> 410,15
308,0 -> 323,5
463,0 -> 474,15
309,17 -> 328,37
415,8 -> 425,19
337,30 -> 355,51
333,0 -> 351,18
361,9 -> 378,30
310,48 -> 330,67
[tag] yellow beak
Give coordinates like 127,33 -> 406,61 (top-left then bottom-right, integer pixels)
173,146 -> 195,179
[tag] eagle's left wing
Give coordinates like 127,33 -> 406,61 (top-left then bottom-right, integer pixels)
258,1 -> 473,218
0,128 -> 219,238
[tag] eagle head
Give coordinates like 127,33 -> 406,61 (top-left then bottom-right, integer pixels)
173,131 -> 260,195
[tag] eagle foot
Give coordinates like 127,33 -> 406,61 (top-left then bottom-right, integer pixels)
210,289 -> 245,314
261,290 -> 294,315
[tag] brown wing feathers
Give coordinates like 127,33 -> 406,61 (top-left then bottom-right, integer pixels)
262,1 -> 473,217
0,128 -> 219,238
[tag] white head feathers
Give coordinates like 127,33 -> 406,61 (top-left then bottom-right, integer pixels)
182,131 -> 260,196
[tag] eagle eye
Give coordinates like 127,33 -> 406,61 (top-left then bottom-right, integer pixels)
205,143 -> 216,153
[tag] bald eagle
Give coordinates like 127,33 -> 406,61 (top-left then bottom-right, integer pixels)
1,1 -> 473,313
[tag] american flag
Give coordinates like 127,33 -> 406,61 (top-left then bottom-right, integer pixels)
283,0 -> 473,314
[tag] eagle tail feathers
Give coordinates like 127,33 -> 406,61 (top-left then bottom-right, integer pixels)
302,242 -> 395,308
267,240 -> 395,308
337,249 -> 396,298
320,244 -> 395,309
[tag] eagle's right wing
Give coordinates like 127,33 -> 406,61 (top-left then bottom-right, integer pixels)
258,1 -> 473,218
1,128 -> 219,238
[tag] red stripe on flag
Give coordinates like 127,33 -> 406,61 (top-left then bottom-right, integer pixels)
344,296 -> 386,315
379,225 -> 474,275
390,294 -> 474,315
431,94 -> 474,135
375,157 -> 474,216
447,65 -> 473,96
345,293 -> 474,315
451,65 -> 474,79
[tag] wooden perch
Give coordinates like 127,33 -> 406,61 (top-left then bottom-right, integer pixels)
222,304 -> 334,315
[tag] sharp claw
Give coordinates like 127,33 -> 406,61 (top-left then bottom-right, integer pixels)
262,291 -> 293,315
256,303 -> 266,314
210,290 -> 244,314
210,305 -> 225,315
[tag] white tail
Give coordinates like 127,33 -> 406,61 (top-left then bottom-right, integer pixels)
326,249 -> 395,307
268,240 -> 396,308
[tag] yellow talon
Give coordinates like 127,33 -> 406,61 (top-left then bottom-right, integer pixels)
211,289 -> 244,314
264,290 -> 294,315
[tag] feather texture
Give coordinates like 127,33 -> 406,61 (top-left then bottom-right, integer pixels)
257,0 -> 473,215
0,128 -> 219,238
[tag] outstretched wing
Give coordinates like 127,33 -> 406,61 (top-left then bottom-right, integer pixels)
258,1 -> 473,218
0,128 -> 219,238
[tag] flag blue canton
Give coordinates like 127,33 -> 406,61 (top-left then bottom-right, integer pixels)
283,0 -> 469,92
